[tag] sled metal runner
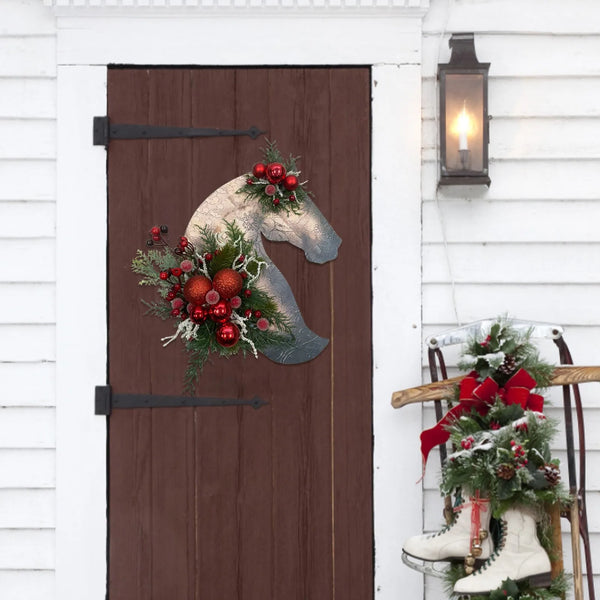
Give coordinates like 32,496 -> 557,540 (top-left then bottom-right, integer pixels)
392,319 -> 595,600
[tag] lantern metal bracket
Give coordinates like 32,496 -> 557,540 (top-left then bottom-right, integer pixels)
94,385 -> 267,415
93,116 -> 265,147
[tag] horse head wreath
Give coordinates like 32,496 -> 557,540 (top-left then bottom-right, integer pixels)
132,143 -> 341,389
184,174 -> 341,364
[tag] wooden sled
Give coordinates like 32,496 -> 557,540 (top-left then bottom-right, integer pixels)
391,319 -> 596,600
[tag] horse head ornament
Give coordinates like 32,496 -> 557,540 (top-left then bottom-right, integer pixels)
184,175 -> 341,364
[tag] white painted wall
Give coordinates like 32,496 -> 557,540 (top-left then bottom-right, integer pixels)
2,0 -> 600,599
0,2 -> 57,599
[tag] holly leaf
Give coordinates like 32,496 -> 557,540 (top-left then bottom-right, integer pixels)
497,476 -> 521,500
528,468 -> 550,490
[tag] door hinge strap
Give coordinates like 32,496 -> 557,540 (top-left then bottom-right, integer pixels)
93,116 -> 265,147
95,385 -> 267,415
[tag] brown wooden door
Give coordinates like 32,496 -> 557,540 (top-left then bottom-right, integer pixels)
107,67 -> 372,600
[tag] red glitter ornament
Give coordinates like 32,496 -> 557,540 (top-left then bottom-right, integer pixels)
212,268 -> 243,299
216,322 -> 240,348
183,275 -> 212,305
209,299 -> 232,323
252,163 -> 267,179
266,162 -> 286,184
283,174 -> 298,191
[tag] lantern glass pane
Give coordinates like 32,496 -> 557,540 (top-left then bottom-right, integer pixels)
443,73 -> 484,173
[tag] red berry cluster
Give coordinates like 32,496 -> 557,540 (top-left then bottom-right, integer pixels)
460,435 -> 475,450
510,439 -> 528,468
148,225 -> 169,246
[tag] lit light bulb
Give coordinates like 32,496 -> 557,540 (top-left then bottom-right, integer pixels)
456,102 -> 471,151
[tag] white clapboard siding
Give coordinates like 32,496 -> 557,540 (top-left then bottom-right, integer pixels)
422,116 -> 600,161
0,408 -> 56,449
0,119 -> 56,160
0,450 -> 55,488
0,362 -> 56,407
0,529 -> 55,570
422,159 -> 600,201
0,37 -> 56,78
423,200 -> 600,244
0,284 -> 56,324
0,489 -> 55,528
0,239 -> 56,282
423,244 -> 600,284
0,570 -> 55,600
0,326 -> 55,363
0,160 -> 56,201
0,0 -> 57,35
0,202 -> 56,238
423,284 -> 600,327
422,77 -> 600,119
0,79 -> 56,119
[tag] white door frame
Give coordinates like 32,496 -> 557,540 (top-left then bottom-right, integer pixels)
53,5 -> 427,599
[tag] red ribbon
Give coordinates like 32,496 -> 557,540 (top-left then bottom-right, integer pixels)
420,368 -> 544,469
454,491 -> 489,551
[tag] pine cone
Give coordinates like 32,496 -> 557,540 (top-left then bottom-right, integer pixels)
496,463 -> 516,480
542,463 -> 561,486
497,354 -> 517,377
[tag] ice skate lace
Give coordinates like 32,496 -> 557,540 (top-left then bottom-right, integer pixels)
473,517 -> 506,575
429,493 -> 465,538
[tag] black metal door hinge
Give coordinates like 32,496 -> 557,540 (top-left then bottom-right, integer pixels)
95,385 -> 267,416
93,116 -> 265,147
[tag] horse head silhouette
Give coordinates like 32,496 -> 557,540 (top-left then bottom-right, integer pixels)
184,175 -> 341,364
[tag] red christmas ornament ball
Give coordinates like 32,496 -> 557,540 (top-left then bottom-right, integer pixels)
212,268 -> 243,299
215,322 -> 241,348
209,299 -> 232,323
266,162 -> 286,184
283,174 -> 299,191
183,275 -> 212,305
190,305 -> 207,323
252,163 -> 267,179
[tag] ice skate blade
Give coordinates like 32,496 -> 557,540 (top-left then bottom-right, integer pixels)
401,551 -> 449,579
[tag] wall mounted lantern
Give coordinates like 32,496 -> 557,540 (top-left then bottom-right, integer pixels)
438,33 -> 490,186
